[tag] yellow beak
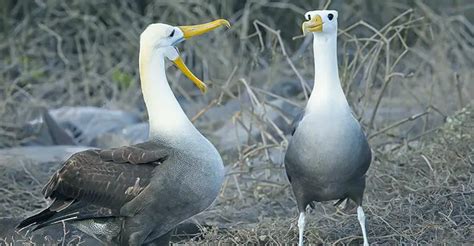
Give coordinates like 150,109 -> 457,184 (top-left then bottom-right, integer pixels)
172,19 -> 230,93
172,56 -> 208,93
302,15 -> 323,35
179,19 -> 231,39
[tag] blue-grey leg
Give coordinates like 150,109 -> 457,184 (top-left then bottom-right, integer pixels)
357,206 -> 369,246
298,212 -> 305,246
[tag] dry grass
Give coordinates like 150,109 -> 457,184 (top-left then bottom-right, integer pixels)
0,0 -> 473,245
181,104 -> 473,245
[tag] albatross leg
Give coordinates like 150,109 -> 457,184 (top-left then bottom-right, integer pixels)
298,212 -> 306,246
357,206 -> 369,246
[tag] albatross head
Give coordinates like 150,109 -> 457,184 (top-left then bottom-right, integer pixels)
140,19 -> 230,93
139,19 -> 230,139
302,10 -> 338,35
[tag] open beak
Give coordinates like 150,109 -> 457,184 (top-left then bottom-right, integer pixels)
179,19 -> 231,39
172,56 -> 208,93
302,15 -> 323,35
170,19 -> 230,93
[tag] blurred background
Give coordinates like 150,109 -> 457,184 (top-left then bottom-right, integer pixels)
0,0 -> 472,244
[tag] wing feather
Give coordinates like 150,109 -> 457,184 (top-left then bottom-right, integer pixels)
43,141 -> 169,210
19,141 -> 170,231
99,141 -> 169,164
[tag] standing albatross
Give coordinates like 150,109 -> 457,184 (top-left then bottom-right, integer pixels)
284,10 -> 371,246
17,19 -> 230,245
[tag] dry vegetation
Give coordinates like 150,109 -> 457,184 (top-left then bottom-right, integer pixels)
192,105 -> 473,244
0,0 -> 472,245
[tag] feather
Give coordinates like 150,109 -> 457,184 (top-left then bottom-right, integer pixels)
18,141 -> 170,231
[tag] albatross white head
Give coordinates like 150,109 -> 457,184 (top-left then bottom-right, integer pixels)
302,10 -> 338,36
139,19 -> 230,141
302,10 -> 349,113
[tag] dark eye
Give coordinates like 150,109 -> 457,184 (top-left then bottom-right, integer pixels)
169,29 -> 175,37
306,14 -> 311,20
328,13 -> 334,20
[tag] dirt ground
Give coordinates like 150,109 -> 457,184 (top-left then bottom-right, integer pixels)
0,104 -> 472,245
192,105 -> 473,245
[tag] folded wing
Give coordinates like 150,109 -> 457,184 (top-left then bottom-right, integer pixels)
17,141 -> 170,230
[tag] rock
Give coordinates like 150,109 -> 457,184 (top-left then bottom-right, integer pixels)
270,80 -> 307,98
212,97 -> 300,153
202,99 -> 243,126
19,106 -> 144,148
23,108 -> 76,146
0,146 -> 90,196
0,146 -> 89,167
49,106 -> 141,146
90,122 -> 149,148
118,122 -> 149,145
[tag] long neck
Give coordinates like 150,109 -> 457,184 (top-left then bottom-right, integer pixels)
139,46 -> 196,141
306,31 -> 349,113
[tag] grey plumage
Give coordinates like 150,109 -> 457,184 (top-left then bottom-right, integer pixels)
285,107 -> 371,209
18,137 -> 224,245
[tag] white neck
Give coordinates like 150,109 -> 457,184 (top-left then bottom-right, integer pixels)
306,31 -> 349,113
139,45 -> 196,141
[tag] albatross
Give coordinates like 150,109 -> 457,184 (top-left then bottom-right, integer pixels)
284,10 -> 371,246
17,19 -> 230,245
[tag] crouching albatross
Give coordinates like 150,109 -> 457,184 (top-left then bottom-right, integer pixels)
17,19 -> 230,245
284,10 -> 371,246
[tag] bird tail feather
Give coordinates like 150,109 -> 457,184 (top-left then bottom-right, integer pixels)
17,199 -> 76,231
16,208 -> 56,231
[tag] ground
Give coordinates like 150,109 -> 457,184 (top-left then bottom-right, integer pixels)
0,105 -> 471,244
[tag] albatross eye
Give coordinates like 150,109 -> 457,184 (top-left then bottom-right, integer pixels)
306,14 -> 311,20
169,29 -> 175,37
328,13 -> 334,20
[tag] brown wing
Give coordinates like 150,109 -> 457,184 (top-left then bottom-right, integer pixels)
43,141 -> 170,210
99,141 -> 169,164
17,141 -> 170,231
